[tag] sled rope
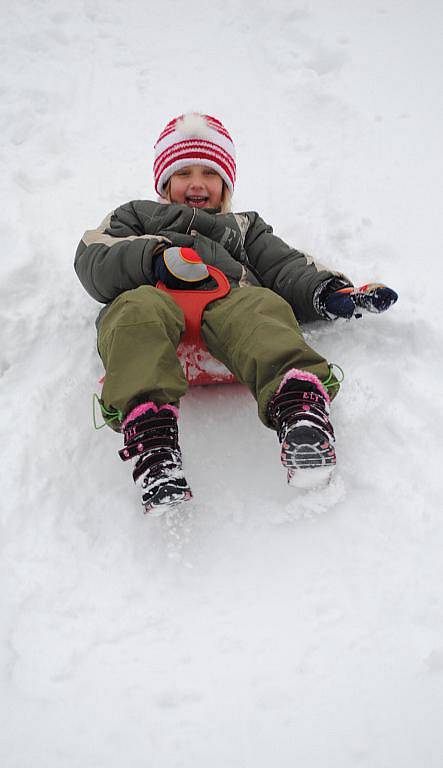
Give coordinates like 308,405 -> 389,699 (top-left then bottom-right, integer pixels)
92,393 -> 123,429
322,363 -> 344,392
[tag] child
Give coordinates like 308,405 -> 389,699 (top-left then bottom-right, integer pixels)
75,113 -> 397,514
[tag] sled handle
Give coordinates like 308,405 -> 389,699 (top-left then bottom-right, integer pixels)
156,266 -> 231,345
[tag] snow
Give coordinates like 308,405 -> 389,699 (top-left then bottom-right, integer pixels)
2,1 -> 443,766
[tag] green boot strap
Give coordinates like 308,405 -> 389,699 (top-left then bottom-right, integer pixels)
92,393 -> 124,430
322,363 -> 345,393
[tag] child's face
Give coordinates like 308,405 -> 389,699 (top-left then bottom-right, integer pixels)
169,165 -> 224,209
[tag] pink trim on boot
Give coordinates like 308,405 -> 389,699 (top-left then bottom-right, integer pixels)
123,402 -> 158,427
123,402 -> 180,427
158,404 -> 180,419
276,369 -> 330,402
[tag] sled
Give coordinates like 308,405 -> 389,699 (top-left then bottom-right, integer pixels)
156,265 -> 237,386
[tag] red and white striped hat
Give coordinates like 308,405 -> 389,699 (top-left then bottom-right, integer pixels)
154,113 -> 236,198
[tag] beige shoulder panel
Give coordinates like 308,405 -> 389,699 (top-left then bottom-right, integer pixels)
81,211 -> 171,248
232,213 -> 250,246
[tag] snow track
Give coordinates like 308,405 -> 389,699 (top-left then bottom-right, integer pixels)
2,1 -> 443,766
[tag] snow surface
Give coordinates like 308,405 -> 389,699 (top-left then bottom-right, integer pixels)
2,1 -> 443,766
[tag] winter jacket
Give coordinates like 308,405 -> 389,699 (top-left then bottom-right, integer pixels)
75,200 -> 349,323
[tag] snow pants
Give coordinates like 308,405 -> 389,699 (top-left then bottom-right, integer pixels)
97,285 -> 335,429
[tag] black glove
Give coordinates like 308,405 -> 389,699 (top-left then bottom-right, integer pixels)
323,289 -> 355,319
352,284 -> 399,313
153,246 -> 210,290
323,283 -> 398,319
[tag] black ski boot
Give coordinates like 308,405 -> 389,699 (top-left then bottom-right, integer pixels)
119,403 -> 192,515
267,370 -> 336,488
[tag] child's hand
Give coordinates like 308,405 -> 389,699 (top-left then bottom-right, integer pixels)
324,283 -> 398,319
323,289 -> 355,319
154,247 -> 210,289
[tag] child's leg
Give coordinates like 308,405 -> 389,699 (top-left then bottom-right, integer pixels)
201,287 -> 335,426
97,285 -> 188,420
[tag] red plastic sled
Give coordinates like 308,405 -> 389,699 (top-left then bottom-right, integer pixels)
156,265 -> 237,386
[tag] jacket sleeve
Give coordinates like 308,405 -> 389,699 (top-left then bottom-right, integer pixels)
74,212 -> 172,303
108,200 -> 245,260
105,200 -> 245,283
244,212 -> 352,322
74,203 -> 245,302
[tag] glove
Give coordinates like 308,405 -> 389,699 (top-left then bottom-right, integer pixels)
351,283 -> 399,314
153,246 -> 210,290
323,289 -> 355,319
323,283 -> 398,319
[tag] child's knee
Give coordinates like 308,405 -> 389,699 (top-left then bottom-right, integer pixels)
256,287 -> 300,323
102,285 -> 184,328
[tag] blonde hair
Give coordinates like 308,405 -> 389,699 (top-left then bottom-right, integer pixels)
162,179 -> 232,213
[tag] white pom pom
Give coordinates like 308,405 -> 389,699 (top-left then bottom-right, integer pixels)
176,113 -> 212,139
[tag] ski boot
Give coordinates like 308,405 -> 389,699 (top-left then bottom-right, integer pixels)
119,403 -> 192,515
268,369 -> 336,489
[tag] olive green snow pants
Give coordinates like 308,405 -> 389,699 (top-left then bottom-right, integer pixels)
97,285 -> 334,428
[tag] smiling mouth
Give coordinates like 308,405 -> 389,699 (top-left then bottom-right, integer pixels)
185,196 -> 209,207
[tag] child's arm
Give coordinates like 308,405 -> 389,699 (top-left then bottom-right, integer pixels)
74,211 -> 172,302
74,202 -> 245,302
244,212 -> 352,323
107,200 -> 244,261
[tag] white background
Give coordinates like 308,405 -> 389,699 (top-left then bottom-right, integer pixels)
2,1 -> 443,766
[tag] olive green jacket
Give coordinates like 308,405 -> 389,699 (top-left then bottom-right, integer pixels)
75,200 -> 349,323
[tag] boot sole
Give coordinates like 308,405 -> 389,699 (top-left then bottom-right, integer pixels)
144,488 -> 193,516
282,426 -> 336,488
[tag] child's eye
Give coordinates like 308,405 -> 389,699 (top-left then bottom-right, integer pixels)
203,169 -> 216,175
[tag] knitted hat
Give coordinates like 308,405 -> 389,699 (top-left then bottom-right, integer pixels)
154,113 -> 236,198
